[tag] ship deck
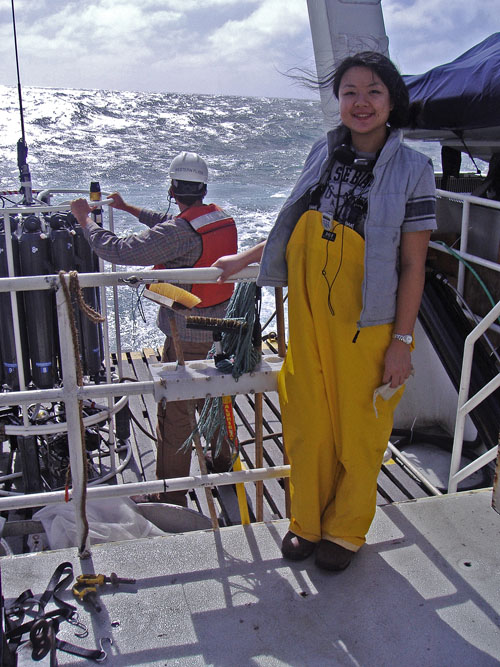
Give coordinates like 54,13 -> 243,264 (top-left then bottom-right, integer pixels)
0,345 -> 490,549
1,489 -> 499,665
0,348 -> 499,664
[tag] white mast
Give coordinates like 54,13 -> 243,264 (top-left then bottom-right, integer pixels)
306,0 -> 389,128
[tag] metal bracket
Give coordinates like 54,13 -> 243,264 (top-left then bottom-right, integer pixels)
149,354 -> 283,402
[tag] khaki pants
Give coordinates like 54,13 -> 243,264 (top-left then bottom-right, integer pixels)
155,336 -> 232,506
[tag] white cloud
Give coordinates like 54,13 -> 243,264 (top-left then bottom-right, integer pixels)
207,0 -> 308,60
0,0 -> 499,97
383,0 -> 500,74
0,0 -> 311,96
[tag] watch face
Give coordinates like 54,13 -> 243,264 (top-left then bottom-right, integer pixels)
394,334 -> 412,344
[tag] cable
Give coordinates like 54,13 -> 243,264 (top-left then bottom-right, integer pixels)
119,377 -> 157,441
321,221 -> 346,316
434,240 -> 500,326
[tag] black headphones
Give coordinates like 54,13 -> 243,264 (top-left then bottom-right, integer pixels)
331,144 -> 377,173
309,143 -> 377,209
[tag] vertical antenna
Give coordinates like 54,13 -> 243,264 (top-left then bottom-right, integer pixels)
11,0 -> 33,204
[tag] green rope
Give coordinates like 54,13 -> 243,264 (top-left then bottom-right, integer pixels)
182,282 -> 262,458
218,281 -> 261,379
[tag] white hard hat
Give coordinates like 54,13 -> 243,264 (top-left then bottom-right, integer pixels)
169,152 -> 208,183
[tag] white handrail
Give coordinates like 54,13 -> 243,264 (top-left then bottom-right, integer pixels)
432,190 -> 500,493
0,466 -> 291,511
447,297 -> 500,492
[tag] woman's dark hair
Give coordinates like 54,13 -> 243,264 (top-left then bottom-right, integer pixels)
331,52 -> 409,128
291,51 -> 410,128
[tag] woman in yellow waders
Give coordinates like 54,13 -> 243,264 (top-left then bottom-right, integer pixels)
279,210 -> 406,568
278,52 -> 436,571
213,52 -> 436,571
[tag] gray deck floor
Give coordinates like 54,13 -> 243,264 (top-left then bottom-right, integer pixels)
1,489 -> 499,666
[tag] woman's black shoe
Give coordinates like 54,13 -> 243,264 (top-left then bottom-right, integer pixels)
281,531 -> 316,561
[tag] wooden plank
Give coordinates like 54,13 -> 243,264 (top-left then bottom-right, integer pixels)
128,350 -> 158,427
116,351 -> 157,484
233,394 -> 287,520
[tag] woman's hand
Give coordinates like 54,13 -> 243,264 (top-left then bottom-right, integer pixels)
383,339 -> 413,388
212,253 -> 251,283
211,241 -> 266,283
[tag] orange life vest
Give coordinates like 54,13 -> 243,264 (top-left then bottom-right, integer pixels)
154,204 -> 237,308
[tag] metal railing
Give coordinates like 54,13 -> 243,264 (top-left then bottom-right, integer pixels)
0,200 -> 288,555
431,189 -> 500,493
448,298 -> 500,492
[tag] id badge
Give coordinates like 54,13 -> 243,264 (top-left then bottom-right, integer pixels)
321,213 -> 337,242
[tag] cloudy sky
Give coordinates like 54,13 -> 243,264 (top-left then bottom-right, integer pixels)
0,0 -> 498,99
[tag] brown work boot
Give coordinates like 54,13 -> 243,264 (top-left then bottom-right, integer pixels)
315,540 -> 355,571
281,531 -> 316,561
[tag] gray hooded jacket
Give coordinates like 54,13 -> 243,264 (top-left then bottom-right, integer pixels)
257,126 -> 437,328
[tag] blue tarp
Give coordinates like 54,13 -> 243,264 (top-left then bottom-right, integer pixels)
403,33 -> 500,131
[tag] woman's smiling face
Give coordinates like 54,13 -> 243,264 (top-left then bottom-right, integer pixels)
338,66 -> 393,151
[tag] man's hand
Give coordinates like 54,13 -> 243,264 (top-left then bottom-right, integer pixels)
70,198 -> 92,227
107,192 -> 128,211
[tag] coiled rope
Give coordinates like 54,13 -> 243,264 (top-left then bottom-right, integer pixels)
58,270 -> 105,553
184,281 -> 262,457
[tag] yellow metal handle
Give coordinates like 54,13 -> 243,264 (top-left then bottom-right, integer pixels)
232,455 -> 251,525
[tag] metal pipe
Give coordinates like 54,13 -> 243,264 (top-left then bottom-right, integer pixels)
55,279 -> 90,555
457,373 -> 500,416
449,446 -> 498,487
0,465 -> 291,512
457,199 -> 470,296
436,189 -> 500,210
387,442 -> 443,496
2,198 -> 114,215
428,243 -> 500,275
0,265 -> 260,293
0,381 -> 152,408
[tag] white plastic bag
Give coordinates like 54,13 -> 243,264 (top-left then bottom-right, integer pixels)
33,497 -> 165,550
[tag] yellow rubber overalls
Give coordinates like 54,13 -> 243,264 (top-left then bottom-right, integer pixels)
278,210 -> 404,551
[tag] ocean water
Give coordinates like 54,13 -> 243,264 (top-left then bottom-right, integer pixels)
0,85 -> 481,350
